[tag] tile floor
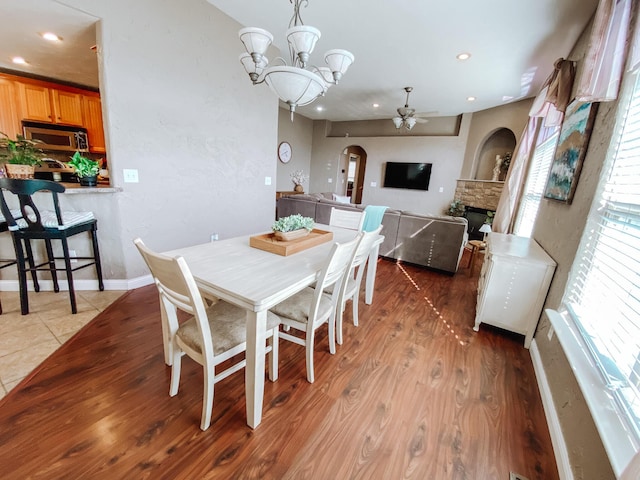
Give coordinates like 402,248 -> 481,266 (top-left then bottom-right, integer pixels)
0,289 -> 125,400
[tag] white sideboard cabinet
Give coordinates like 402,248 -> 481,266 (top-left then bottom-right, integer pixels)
474,232 -> 556,348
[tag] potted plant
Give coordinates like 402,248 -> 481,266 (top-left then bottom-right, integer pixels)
69,151 -> 100,187
272,214 -> 314,241
0,132 -> 44,178
446,199 -> 466,217
290,170 -> 308,193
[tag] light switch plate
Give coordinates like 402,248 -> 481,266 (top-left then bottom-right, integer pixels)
265,176 -> 271,185
123,169 -> 139,183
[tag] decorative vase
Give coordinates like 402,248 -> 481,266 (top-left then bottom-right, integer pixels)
79,175 -> 98,187
294,184 -> 304,193
274,228 -> 310,241
4,164 -> 35,179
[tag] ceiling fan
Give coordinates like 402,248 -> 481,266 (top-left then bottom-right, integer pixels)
392,87 -> 434,130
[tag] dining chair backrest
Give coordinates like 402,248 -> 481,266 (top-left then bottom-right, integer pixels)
350,225 -> 383,272
329,207 -> 366,231
134,238 -> 213,360
0,178 -> 65,232
309,234 -> 361,317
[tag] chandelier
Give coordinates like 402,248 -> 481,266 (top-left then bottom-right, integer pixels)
392,87 -> 426,131
238,0 -> 354,119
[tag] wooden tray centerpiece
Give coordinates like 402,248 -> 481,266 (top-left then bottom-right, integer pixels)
250,229 -> 333,256
250,214 -> 333,256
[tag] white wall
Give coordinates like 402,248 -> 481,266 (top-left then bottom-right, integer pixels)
276,108 -> 313,192
309,114 -> 472,215
60,0 -> 279,279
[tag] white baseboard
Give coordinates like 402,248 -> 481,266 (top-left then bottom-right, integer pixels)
0,274 -> 154,292
530,339 -> 573,480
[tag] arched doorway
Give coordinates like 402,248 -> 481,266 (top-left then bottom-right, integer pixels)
341,146 -> 367,204
474,128 -> 516,180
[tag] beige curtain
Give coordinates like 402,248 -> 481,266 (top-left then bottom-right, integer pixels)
493,58 -> 577,233
576,0 -> 632,102
529,58 -> 576,126
492,117 -> 541,233
629,1 -> 640,72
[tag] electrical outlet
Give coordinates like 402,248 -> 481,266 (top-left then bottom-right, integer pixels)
264,176 -> 271,185
439,186 -> 444,193
510,472 -> 529,480
69,249 -> 78,264
210,233 -> 219,242
123,169 -> 139,183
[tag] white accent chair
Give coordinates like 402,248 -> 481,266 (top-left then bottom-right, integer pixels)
329,207 -> 366,231
134,238 -> 280,431
334,225 -> 384,344
269,235 -> 361,383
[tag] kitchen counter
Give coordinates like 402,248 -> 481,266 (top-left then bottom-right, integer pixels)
58,183 -> 122,194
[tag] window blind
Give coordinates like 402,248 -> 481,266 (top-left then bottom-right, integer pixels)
513,131 -> 559,237
565,71 -> 640,438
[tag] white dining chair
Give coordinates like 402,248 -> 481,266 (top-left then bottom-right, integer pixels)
334,225 -> 383,344
134,238 -> 280,431
329,207 -> 366,231
269,234 -> 361,383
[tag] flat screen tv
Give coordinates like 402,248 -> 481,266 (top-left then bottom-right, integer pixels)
383,162 -> 432,190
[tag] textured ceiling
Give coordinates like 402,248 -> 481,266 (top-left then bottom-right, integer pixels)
1,0 -> 598,122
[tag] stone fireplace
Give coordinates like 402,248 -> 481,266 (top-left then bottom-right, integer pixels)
454,179 -> 503,211
455,180 -> 504,241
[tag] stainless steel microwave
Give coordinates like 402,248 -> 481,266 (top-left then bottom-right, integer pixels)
22,122 -> 89,152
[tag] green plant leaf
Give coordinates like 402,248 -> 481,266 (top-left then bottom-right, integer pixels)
272,214 -> 314,232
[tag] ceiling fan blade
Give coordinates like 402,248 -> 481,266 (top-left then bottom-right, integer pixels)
415,117 -> 429,123
414,111 -> 439,118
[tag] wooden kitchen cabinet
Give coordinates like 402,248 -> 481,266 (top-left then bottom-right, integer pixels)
474,232 -> 556,348
82,95 -> 106,153
52,89 -> 83,125
0,78 -> 21,139
17,82 -> 83,126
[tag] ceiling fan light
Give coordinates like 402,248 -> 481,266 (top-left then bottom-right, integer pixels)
392,117 -> 403,129
324,49 -> 354,80
264,66 -> 326,107
287,26 -> 321,66
406,117 -> 417,130
239,27 -> 273,57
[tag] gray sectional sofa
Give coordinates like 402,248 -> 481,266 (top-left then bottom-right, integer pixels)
276,193 -> 468,274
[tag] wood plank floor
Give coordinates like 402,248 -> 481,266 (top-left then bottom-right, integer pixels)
0,254 -> 558,480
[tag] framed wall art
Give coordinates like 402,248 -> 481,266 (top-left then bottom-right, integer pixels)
543,99 -> 598,204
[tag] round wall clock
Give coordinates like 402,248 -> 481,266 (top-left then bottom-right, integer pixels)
278,141 -> 292,163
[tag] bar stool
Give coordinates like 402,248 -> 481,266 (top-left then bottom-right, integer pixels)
0,178 -> 104,315
0,220 -> 17,314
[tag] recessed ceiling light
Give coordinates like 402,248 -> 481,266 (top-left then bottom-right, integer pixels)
467,96 -> 476,101
11,56 -> 28,65
316,106 -> 324,112
456,52 -> 471,61
41,32 -> 62,42
372,103 -> 379,108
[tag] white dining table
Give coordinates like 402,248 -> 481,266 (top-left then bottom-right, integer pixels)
164,224 -> 383,429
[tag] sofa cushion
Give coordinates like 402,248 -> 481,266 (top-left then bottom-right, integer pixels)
332,194 -> 351,204
395,215 -> 467,273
